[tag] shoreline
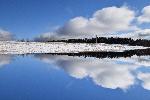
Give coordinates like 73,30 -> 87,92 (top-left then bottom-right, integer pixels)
0,41 -> 148,54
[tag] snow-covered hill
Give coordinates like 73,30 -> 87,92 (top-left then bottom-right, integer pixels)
0,41 -> 148,54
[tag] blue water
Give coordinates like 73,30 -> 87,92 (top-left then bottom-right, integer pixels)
0,55 -> 150,100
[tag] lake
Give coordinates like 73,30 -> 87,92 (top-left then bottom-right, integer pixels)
0,54 -> 150,100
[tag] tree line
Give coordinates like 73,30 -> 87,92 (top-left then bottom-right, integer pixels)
46,37 -> 150,47
17,36 -> 150,47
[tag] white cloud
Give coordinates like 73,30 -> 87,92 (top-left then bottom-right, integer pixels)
116,29 -> 150,39
33,5 -> 150,40
133,29 -> 150,39
34,32 -> 59,41
138,5 -> 150,23
137,72 -> 150,90
56,6 -> 136,37
0,29 -> 13,41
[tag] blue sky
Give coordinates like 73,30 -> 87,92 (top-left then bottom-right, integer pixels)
0,0 -> 150,39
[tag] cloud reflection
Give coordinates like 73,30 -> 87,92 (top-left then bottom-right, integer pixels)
0,55 -> 12,68
138,72 -> 150,90
35,54 -> 150,90
0,53 -> 150,90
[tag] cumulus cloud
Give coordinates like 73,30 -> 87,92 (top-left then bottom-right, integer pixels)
133,29 -> 150,39
137,72 -> 150,90
0,29 -> 13,41
35,5 -> 150,40
57,6 -> 136,37
36,6 -> 139,40
138,5 -> 150,23
116,29 -> 150,39
34,32 -> 60,42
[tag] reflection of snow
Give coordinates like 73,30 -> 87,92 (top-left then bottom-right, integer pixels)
35,54 -> 150,90
0,41 -> 148,54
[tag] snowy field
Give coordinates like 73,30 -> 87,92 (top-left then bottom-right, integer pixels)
0,41 -> 148,54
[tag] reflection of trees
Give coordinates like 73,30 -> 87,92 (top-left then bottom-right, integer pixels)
36,48 -> 150,59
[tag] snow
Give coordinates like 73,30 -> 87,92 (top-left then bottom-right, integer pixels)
0,41 -> 148,54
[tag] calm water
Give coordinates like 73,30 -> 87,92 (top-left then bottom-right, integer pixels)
0,54 -> 150,100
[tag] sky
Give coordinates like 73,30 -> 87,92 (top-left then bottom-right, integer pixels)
0,0 -> 150,39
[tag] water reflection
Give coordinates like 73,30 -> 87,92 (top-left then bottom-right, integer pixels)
44,48 -> 150,59
0,53 -> 150,91
0,55 -> 12,67
35,54 -> 150,90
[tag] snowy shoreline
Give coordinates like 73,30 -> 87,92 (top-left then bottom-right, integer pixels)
0,41 -> 148,54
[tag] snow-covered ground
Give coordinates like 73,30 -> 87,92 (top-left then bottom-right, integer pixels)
0,41 -> 148,54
